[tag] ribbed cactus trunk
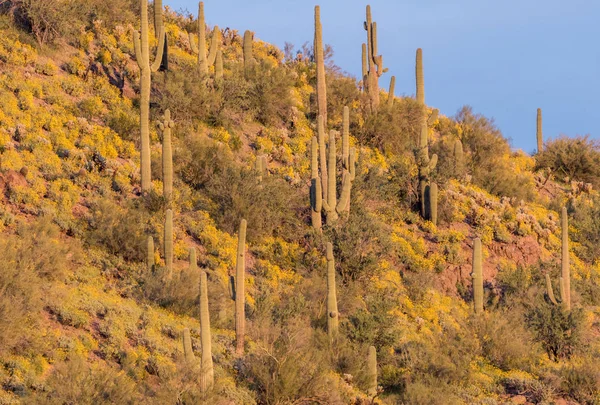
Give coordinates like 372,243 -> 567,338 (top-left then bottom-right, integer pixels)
190,2 -> 219,77
182,327 -> 194,362
326,131 -> 338,224
472,238 -> 483,314
426,182 -> 438,225
342,106 -> 350,170
147,236 -> 154,271
317,115 -> 328,203
416,48 -> 424,105
158,109 -> 174,200
453,139 -> 464,177
199,269 -> 214,391
255,155 -> 267,182
367,345 -> 377,396
235,219 -> 247,355
561,207 -> 571,311
215,50 -> 223,80
536,108 -> 543,154
545,274 -> 559,305
164,209 -> 173,279
363,5 -> 386,110
314,6 -> 327,127
153,0 -> 168,72
387,76 -> 395,107
310,137 -> 322,231
133,0 -> 166,192
243,30 -> 254,75
326,242 -> 338,339
189,247 -> 197,271
361,43 -> 367,92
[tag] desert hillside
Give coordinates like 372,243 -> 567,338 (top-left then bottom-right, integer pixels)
0,1 -> 599,404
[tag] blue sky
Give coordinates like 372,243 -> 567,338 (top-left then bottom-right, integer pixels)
164,0 -> 599,153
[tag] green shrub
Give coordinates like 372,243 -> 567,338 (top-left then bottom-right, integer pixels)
536,135 -> 600,187
525,304 -> 584,360
559,360 -> 600,405
246,61 -> 295,127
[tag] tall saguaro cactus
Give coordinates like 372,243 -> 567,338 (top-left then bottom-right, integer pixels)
326,242 -> 339,339
363,5 -> 387,110
472,238 -> 483,314
453,139 -> 465,177
314,6 -> 328,127
199,269 -> 214,391
243,30 -> 255,74
367,345 -> 378,396
157,109 -> 174,200
415,48 -> 438,218
310,137 -> 322,231
189,2 -> 220,76
561,207 -> 571,310
536,108 -> 543,153
425,182 -> 438,225
318,115 -> 328,202
153,0 -> 168,72
164,209 -> 173,279
133,0 -> 166,192
387,76 -> 396,107
235,219 -> 247,355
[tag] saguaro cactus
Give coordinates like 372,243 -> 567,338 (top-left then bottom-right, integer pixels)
415,48 -> 438,218
342,106 -> 350,170
189,2 -> 220,76
546,274 -> 569,309
157,109 -> 174,200
153,0 -> 168,72
536,108 -> 543,153
133,0 -> 166,192
243,30 -> 254,73
472,238 -> 483,314
189,247 -> 197,271
255,155 -> 268,182
363,5 -> 387,110
235,219 -> 247,355
314,6 -> 328,127
561,207 -> 571,310
453,139 -> 464,177
164,209 -> 173,279
317,115 -> 328,202
322,130 -> 356,224
182,327 -> 194,361
367,345 -> 377,396
199,269 -> 214,391
147,236 -> 154,271
387,76 -> 396,107
326,242 -> 339,339
310,137 -> 322,230
215,49 -> 223,80
426,182 -> 438,225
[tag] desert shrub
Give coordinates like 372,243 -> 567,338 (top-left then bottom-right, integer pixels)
469,311 -> 537,370
241,318 -> 335,405
86,198 -> 150,262
326,205 -> 391,283
325,73 -> 361,125
200,165 -> 304,242
246,61 -> 295,127
346,293 -> 400,348
357,97 -> 422,155
525,304 -> 584,360
536,135 -> 600,187
139,265 -> 200,316
558,360 -> 600,405
570,195 -> 600,266
455,106 -> 536,201
400,379 -> 461,405
0,218 -> 70,351
34,356 -> 138,404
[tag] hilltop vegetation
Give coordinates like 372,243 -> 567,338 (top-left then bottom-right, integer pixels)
0,1 -> 599,404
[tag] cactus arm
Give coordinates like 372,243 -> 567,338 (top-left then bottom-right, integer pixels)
150,24 -> 166,73
189,32 -> 198,53
314,6 -> 328,126
215,49 -> 223,79
361,43 -> 367,88
349,147 -> 356,181
342,106 -> 350,169
536,108 -> 543,153
206,27 -> 220,66
336,174 -> 352,215
133,30 -> 144,68
387,76 -> 395,106
428,109 -> 439,126
318,115 -> 328,201
545,274 -> 559,305
182,327 -> 194,361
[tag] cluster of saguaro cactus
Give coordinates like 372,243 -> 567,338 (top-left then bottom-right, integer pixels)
415,48 -> 439,219
472,237 -> 483,314
164,209 -> 173,279
536,108 -> 543,153
367,345 -> 378,396
322,130 -> 356,224
546,208 -> 571,310
362,5 -> 387,110
243,30 -> 255,75
133,0 -> 166,192
314,6 -> 327,126
157,109 -> 174,200
326,242 -> 339,339
235,219 -> 247,355
190,2 -> 221,77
